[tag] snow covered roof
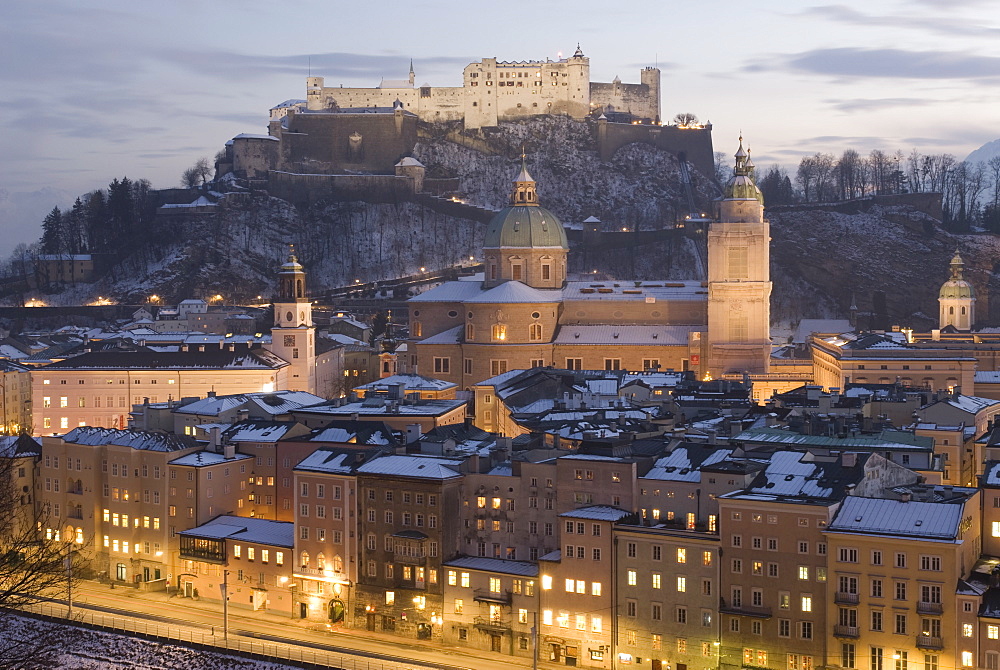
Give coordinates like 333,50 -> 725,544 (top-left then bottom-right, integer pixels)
794,319 -> 854,344
559,505 -> 631,521
443,556 -> 538,577
928,394 -> 1000,415
828,496 -> 965,540
644,446 -> 734,482
356,454 -> 463,480
354,374 -> 457,393
982,461 -> 1000,487
563,280 -> 706,302
169,450 -> 252,467
735,426 -> 933,451
553,325 -> 696,346
179,515 -> 294,548
40,350 -> 287,371
395,157 -> 424,167
222,421 -> 301,443
408,281 -> 486,303
231,133 -> 279,141
465,281 -> 562,304
0,344 -> 28,359
298,397 -> 466,418
415,326 -> 463,345
0,435 -> 41,458
61,427 -> 195,452
975,371 -> 1000,384
295,450 -> 355,474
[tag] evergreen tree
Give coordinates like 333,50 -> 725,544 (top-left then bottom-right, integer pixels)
40,207 -> 63,254
64,197 -> 86,254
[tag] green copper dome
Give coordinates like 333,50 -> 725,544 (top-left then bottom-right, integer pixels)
484,205 -> 568,249
483,160 -> 568,249
940,251 -> 974,299
723,138 -> 764,205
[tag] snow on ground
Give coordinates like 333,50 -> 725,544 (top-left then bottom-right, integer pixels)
1,615 -> 294,670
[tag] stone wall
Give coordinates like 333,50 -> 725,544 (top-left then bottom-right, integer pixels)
596,120 -> 715,178
266,171 -> 416,207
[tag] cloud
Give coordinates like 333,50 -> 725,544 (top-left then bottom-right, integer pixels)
799,5 -> 1000,39
155,50 -> 472,82
746,48 -> 1000,81
826,97 -> 931,113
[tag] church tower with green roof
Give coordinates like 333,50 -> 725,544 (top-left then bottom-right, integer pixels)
705,138 -> 772,377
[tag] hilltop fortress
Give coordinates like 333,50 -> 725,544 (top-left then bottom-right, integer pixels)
221,48 -> 715,198
304,46 -> 661,128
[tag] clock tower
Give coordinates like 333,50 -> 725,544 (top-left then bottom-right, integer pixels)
268,247 -> 315,393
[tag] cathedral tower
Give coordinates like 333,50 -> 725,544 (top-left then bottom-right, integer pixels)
482,158 -> 568,289
939,251 -> 975,331
706,139 -> 772,377
268,247 -> 316,393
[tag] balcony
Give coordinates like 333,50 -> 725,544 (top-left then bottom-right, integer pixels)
833,625 -> 859,638
473,615 -> 511,633
393,551 -> 427,565
474,589 -> 511,605
916,635 -> 943,649
835,592 -> 860,605
719,599 -> 772,618
916,602 -> 943,615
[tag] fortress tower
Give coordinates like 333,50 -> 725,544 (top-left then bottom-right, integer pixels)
706,139 -> 772,377
939,251 -> 975,331
267,247 -> 316,393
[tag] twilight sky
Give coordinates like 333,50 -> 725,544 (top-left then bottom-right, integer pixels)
1,0 -> 998,258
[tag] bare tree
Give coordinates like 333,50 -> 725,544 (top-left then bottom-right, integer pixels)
181,157 -> 213,188
0,436 -> 83,668
673,112 -> 698,127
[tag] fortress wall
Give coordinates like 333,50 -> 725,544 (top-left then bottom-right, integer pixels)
267,171 -> 415,207
231,138 -> 279,178
596,122 -> 715,178
590,83 -> 657,121
278,111 -> 418,174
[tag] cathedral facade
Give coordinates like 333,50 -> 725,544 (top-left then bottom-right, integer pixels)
408,141 -> 771,387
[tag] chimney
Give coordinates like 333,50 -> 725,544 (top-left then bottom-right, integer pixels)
237,408 -> 249,423
405,423 -> 422,445
841,452 -> 857,468
208,390 -> 216,398
900,491 -> 911,503
224,443 -> 236,460
210,426 -> 222,453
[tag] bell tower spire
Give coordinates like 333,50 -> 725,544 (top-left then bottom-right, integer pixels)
510,149 -> 538,206
266,244 -> 316,393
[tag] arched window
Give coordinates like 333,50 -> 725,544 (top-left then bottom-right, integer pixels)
949,306 -> 955,315
333,555 -> 344,573
492,324 -> 507,341
529,323 -> 543,341
961,306 -> 966,315
296,279 -> 303,298
466,323 -> 475,340
412,321 -> 422,337
300,551 -> 310,568
317,553 -> 326,570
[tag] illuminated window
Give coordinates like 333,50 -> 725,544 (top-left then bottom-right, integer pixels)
677,576 -> 687,592
492,324 -> 507,341
801,595 -> 812,612
627,570 -> 637,586
963,623 -> 974,637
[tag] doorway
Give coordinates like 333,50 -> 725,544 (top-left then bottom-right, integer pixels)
329,599 -> 345,623
490,635 -> 502,652
299,602 -> 307,618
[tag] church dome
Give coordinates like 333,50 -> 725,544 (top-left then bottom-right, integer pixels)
939,251 -> 974,299
723,138 -> 764,205
483,160 -> 568,250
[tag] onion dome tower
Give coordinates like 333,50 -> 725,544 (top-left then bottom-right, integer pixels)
482,155 -> 568,289
706,137 -> 772,377
939,251 -> 975,331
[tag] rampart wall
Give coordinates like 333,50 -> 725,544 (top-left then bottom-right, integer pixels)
266,171 -> 417,207
596,120 -> 715,178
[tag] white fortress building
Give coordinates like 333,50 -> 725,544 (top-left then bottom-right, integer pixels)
302,46 -> 660,129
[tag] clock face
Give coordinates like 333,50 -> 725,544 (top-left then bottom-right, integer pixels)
286,311 -> 294,322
